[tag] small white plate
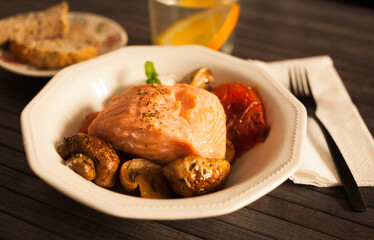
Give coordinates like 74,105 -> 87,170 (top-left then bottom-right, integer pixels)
21,45 -> 307,220
0,12 -> 128,77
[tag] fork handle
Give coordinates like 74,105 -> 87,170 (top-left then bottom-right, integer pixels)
314,116 -> 367,212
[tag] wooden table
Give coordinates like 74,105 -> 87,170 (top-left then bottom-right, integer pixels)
1,0 -> 373,239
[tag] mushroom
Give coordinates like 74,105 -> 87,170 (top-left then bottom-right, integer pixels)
65,153 -> 96,181
162,156 -> 231,198
181,67 -> 214,90
57,133 -> 120,187
119,158 -> 172,199
225,139 -> 235,163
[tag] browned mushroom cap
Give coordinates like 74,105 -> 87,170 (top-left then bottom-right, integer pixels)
65,153 -> 96,181
225,139 -> 235,163
162,156 -> 230,198
119,158 -> 172,199
57,133 -> 120,188
181,67 -> 214,91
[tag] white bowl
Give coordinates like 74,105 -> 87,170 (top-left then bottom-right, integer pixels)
21,45 -> 306,220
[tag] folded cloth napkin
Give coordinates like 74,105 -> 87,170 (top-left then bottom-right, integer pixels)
249,56 -> 374,187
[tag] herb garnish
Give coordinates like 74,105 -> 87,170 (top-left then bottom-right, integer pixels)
145,61 -> 161,84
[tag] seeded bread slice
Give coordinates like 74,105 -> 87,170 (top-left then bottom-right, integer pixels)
0,2 -> 69,45
10,23 -> 100,69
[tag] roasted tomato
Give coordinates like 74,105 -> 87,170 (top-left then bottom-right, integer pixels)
212,82 -> 269,156
78,112 -> 99,134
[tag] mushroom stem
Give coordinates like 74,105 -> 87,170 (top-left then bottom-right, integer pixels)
119,158 -> 172,199
57,133 -> 120,187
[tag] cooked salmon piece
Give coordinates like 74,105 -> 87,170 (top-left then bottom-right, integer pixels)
88,83 -> 226,163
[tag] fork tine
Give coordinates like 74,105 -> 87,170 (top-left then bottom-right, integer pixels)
304,68 -> 312,97
296,68 -> 305,97
289,68 -> 295,95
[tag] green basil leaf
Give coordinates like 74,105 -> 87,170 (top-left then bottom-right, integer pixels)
145,61 -> 161,84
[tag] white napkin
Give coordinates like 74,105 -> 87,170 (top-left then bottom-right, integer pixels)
249,56 -> 374,187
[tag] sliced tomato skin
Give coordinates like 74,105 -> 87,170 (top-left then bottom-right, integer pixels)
78,112 -> 99,134
212,82 -> 269,156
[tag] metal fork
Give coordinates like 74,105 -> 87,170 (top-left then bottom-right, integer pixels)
289,67 -> 367,212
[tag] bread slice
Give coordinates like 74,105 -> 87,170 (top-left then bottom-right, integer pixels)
9,23 -> 100,69
0,2 -> 69,45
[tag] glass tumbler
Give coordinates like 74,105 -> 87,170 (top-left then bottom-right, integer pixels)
148,0 -> 241,54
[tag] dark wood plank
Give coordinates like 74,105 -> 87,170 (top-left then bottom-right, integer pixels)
0,0 -> 373,239
0,72 -> 48,100
216,208 -> 339,240
291,181 -> 374,208
248,194 -> 374,240
0,165 -> 201,240
0,213 -> 65,240
269,182 -> 374,227
0,187 -> 136,240
159,218 -> 271,240
0,94 -> 28,115
0,109 -> 20,132
0,127 -> 24,152
0,144 -> 34,175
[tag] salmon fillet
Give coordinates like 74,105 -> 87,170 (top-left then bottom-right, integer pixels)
88,84 -> 226,163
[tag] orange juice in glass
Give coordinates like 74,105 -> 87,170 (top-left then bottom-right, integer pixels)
148,0 -> 241,54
